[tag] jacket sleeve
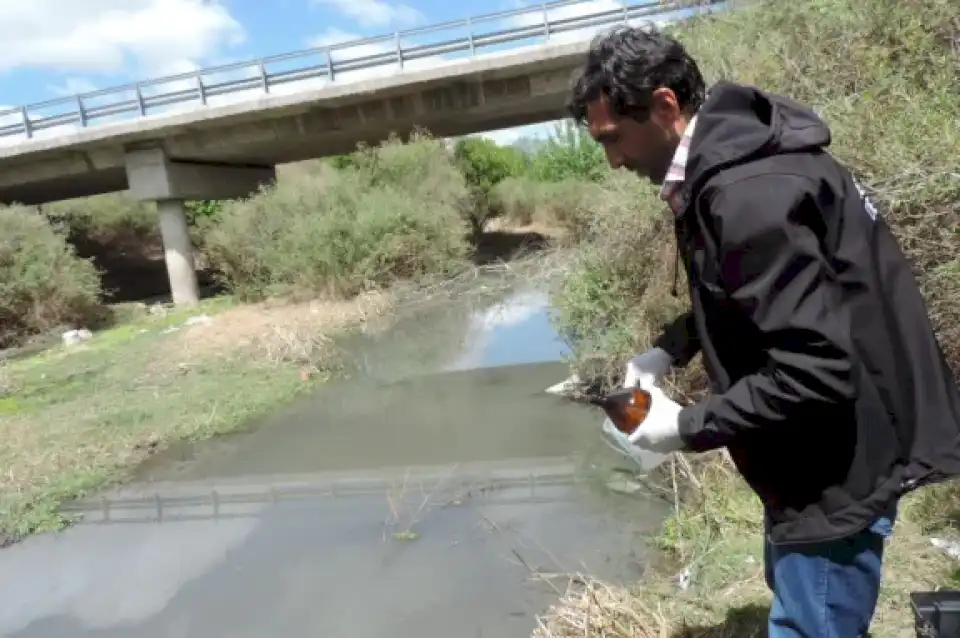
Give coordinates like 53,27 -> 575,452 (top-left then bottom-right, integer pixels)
677,174 -> 857,452
653,312 -> 701,367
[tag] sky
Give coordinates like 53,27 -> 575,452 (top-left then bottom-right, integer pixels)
0,0 -> 711,147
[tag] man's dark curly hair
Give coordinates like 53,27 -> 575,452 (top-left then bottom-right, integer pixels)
567,26 -> 706,124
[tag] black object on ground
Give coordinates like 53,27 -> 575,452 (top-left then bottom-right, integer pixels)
911,590 -> 960,637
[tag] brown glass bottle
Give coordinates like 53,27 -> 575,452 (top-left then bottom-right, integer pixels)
587,387 -> 652,436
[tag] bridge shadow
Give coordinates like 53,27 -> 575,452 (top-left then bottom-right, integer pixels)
470,229 -> 551,265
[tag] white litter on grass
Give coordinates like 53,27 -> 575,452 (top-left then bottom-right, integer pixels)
162,315 -> 215,335
61,329 -> 93,346
930,537 -> 960,560
183,315 -> 213,327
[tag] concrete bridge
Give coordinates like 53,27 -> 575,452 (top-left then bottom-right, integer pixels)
0,0 -> 720,305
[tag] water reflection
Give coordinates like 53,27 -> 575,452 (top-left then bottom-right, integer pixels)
445,289 -> 568,372
4,466 -> 665,638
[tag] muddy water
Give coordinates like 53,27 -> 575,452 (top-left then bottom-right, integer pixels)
133,286 -> 590,481
0,276 -> 669,638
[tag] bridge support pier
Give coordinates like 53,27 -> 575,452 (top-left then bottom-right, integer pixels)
124,148 -> 275,306
156,200 -> 200,306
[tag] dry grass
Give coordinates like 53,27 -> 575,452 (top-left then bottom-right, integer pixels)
171,291 -> 392,361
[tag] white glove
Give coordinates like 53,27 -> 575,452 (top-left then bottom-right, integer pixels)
627,381 -> 684,454
602,417 -> 670,471
623,347 -> 673,389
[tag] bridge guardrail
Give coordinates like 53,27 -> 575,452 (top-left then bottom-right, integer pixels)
0,0 -> 721,141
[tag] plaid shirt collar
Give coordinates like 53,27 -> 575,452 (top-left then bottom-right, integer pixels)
659,114 -> 698,215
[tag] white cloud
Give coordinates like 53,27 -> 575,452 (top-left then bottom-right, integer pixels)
0,0 -> 244,76
312,0 -> 424,29
47,77 -> 99,97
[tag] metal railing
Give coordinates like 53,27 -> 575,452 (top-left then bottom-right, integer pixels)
0,0 -> 721,141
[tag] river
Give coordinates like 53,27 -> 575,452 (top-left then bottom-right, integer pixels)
0,270 -> 668,637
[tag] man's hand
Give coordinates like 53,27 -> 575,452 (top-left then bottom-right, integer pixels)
623,347 -> 673,388
629,381 -> 684,453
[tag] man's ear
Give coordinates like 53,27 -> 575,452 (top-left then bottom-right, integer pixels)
649,87 -> 681,129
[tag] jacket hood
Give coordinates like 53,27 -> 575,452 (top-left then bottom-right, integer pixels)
684,81 -> 832,195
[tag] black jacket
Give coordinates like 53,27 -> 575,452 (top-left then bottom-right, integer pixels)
654,81 -> 960,544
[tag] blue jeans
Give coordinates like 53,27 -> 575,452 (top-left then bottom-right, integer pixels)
764,504 -> 897,637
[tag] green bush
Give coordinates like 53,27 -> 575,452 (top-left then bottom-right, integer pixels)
43,194 -> 157,245
184,200 -> 225,228
490,176 -> 600,238
204,134 -> 470,300
527,121 -> 607,183
453,136 -> 525,196
0,206 -> 105,347
553,0 -> 960,380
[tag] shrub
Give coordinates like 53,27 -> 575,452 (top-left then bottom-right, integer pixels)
549,173 -> 697,385
204,134 -> 470,300
453,136 -> 525,197
0,206 -> 105,347
527,121 -> 607,183
43,193 -> 158,245
490,176 -> 601,239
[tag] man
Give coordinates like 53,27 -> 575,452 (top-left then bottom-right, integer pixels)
568,26 -> 960,636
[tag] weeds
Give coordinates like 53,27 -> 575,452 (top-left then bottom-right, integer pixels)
255,323 -> 344,380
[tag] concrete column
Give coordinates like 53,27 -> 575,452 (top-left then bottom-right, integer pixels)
124,148 -> 275,307
156,199 -> 200,307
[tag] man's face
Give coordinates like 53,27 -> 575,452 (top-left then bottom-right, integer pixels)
585,90 -> 684,185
